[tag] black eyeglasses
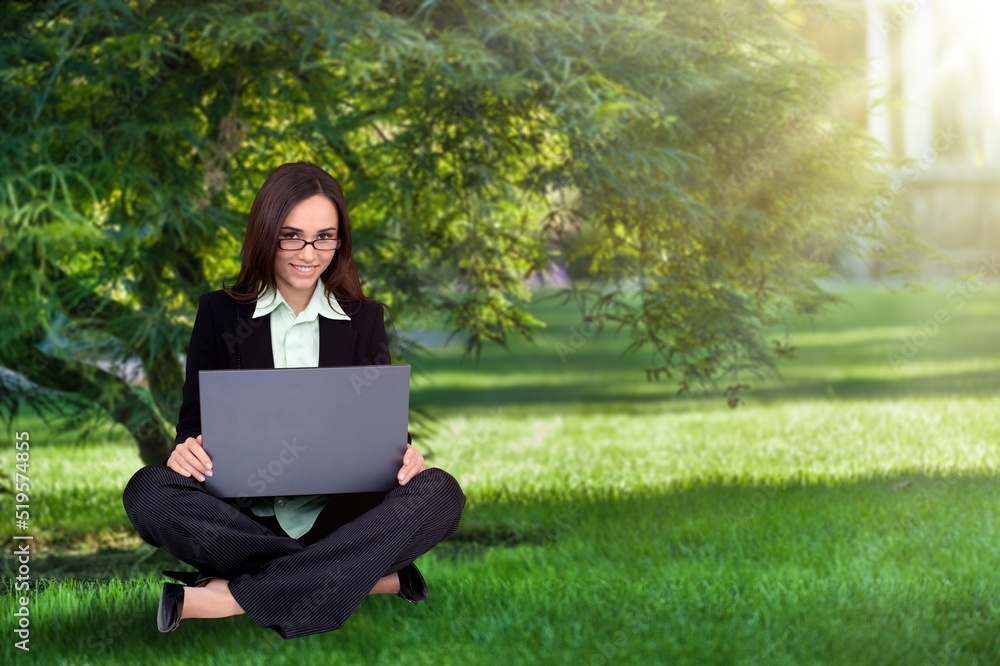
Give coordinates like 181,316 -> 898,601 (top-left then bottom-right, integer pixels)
277,238 -> 341,251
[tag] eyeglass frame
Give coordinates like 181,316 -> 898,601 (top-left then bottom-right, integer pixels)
276,237 -> 342,251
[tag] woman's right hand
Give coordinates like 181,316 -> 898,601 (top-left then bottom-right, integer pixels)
166,434 -> 213,482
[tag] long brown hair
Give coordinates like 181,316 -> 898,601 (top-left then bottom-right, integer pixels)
224,162 -> 371,312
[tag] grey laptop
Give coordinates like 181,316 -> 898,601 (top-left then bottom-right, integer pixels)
198,365 -> 410,498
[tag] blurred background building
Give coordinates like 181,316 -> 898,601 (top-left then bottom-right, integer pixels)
807,0 -> 1000,273
866,0 -> 1000,264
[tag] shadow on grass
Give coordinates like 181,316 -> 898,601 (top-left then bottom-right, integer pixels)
8,470 -> 1000,584
411,366 -> 1000,411
729,367 -> 1000,402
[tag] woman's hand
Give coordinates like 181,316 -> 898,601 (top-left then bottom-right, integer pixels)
397,444 -> 426,485
167,435 -> 213,482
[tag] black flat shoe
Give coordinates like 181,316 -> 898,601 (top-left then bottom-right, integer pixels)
157,583 -> 185,633
396,563 -> 429,603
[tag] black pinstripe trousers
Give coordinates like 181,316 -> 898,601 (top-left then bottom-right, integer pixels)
122,465 -> 465,638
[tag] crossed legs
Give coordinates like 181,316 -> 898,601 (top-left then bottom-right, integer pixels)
123,465 -> 465,638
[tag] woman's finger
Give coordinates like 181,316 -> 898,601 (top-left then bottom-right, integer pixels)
177,444 -> 210,480
165,436 -> 211,480
166,457 -> 188,477
181,455 -> 208,480
398,446 -> 427,484
399,457 -> 416,483
168,453 -> 198,479
189,439 -> 213,472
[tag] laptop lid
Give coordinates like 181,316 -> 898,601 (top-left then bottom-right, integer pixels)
198,364 -> 410,498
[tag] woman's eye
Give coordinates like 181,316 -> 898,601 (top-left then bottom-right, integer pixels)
281,233 -> 299,239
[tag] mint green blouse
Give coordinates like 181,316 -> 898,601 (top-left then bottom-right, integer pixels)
248,284 -> 352,538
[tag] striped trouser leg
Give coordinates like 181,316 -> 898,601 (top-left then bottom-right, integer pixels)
122,465 -> 465,638
122,465 -> 303,576
227,467 -> 465,638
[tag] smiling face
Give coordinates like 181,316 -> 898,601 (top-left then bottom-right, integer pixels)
273,194 -> 340,306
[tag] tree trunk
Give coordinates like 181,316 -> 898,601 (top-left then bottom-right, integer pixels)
2,340 -> 174,465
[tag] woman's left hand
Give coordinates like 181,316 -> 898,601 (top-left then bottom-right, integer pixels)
397,445 -> 426,485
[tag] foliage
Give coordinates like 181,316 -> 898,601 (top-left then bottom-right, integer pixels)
0,0 -> 927,462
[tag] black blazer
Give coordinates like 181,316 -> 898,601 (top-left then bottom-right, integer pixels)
174,289 -> 403,448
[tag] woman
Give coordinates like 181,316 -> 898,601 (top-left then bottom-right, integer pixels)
122,161 -> 465,639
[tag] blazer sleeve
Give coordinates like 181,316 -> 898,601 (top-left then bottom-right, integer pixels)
364,302 -> 389,365
174,293 -> 221,449
365,302 -> 412,446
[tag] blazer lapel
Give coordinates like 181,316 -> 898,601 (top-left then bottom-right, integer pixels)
319,317 -> 357,367
234,301 -> 275,369
233,298 -> 357,368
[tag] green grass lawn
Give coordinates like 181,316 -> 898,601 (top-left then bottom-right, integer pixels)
2,283 -> 1000,665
